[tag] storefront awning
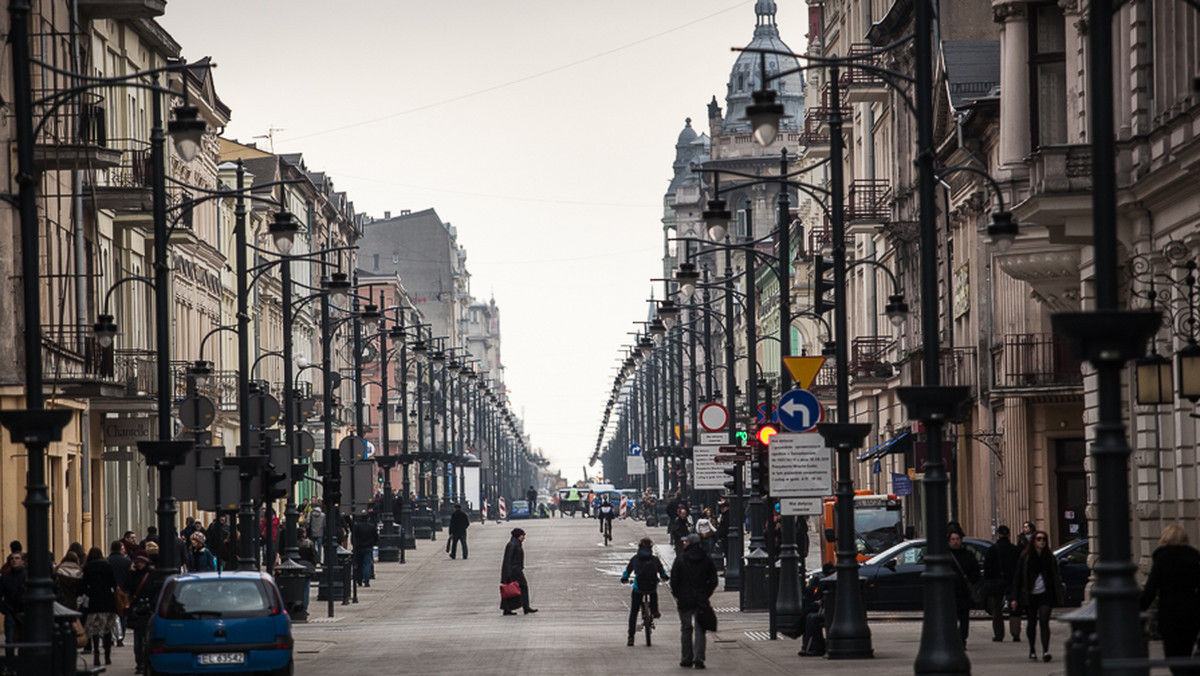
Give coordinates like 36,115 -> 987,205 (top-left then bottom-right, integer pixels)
857,432 -> 911,462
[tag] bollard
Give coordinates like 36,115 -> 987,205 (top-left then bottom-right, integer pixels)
274,557 -> 312,623
52,601 -> 81,676
338,546 -> 354,605
378,517 -> 402,563
742,547 -> 770,611
412,510 -> 433,540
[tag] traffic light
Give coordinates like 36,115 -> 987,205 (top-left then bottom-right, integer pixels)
813,255 -> 836,315
263,463 -> 288,501
750,453 -> 769,495
722,464 -> 741,495
756,423 -> 779,446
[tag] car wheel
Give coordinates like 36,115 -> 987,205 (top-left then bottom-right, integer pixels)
271,659 -> 295,676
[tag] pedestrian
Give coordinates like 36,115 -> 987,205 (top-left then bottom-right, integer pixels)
123,552 -> 154,675
500,528 -> 537,615
351,510 -> 378,587
526,485 -> 537,505
120,531 -> 139,559
138,526 -> 159,551
80,547 -> 118,666
180,516 -> 199,541
983,524 -> 1021,642
448,504 -> 470,560
947,526 -> 980,647
1012,529 -> 1064,662
1140,524 -> 1200,675
186,532 -> 218,572
1016,520 -> 1035,550
669,534 -> 718,669
107,540 -> 131,646
621,537 -> 668,646
53,550 -> 84,610
670,506 -> 693,553
715,502 -> 731,560
308,503 -> 326,564
0,552 -> 26,663
695,509 -> 716,557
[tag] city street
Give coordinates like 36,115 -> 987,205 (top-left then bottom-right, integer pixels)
94,517 -> 1103,675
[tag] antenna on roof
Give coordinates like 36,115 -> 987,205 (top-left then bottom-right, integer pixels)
252,127 -> 286,153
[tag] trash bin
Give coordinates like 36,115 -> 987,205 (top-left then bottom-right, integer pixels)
274,557 -> 312,623
742,547 -> 770,612
316,552 -> 344,603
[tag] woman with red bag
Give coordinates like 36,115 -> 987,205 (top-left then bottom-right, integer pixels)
501,528 -> 537,616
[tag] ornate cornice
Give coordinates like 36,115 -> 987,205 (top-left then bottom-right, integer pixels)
993,2 -> 1028,23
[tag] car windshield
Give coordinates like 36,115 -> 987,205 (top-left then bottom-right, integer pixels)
854,503 -> 904,555
162,579 -> 272,620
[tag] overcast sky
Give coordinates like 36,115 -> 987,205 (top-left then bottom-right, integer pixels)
160,0 -> 809,485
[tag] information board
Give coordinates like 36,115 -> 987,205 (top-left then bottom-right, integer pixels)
691,446 -> 727,490
768,433 -> 832,498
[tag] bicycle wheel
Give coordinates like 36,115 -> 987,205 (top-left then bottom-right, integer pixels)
642,598 -> 653,646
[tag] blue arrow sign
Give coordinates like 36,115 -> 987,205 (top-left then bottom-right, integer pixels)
777,389 -> 822,433
629,443 -> 643,456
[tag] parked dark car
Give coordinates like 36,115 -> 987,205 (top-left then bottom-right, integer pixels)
817,538 -> 992,611
1054,538 -> 1089,607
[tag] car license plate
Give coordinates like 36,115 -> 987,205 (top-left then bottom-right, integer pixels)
198,653 -> 245,666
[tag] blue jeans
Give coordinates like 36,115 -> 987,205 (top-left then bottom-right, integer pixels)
354,548 -> 373,585
4,613 -> 17,661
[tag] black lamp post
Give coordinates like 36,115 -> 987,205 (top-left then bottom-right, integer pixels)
374,308 -> 405,563
321,271 -> 352,617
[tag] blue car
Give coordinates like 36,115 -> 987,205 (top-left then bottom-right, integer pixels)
508,499 -> 532,519
147,571 -> 293,676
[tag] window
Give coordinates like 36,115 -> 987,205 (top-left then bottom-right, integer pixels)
1029,3 -> 1067,147
373,254 -> 379,270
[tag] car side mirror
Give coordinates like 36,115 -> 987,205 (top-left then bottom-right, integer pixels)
884,558 -> 898,571
824,528 -> 836,543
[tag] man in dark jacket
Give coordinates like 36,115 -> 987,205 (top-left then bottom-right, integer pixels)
351,511 -> 379,587
670,507 -> 693,553
448,504 -> 470,560
670,534 -> 718,669
983,524 -> 1021,642
0,553 -> 26,662
949,527 -> 982,647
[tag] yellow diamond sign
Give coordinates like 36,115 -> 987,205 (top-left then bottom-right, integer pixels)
783,356 -> 826,390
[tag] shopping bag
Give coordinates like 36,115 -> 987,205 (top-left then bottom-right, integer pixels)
500,581 -> 521,600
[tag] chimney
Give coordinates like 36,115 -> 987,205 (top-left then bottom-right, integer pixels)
384,211 -> 391,219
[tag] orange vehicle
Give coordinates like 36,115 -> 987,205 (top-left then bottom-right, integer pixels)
821,491 -> 904,565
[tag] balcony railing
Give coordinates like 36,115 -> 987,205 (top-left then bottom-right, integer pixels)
993,333 -> 1082,389
851,336 -> 895,379
846,179 -> 891,223
1027,144 -> 1093,197
903,346 -> 979,396
811,360 -> 838,397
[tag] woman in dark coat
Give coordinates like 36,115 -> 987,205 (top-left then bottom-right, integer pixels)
1140,524 -> 1200,675
500,528 -> 536,615
123,552 -> 155,676
80,547 -> 118,666
1012,530 -> 1064,663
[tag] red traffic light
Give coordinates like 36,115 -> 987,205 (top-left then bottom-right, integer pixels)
756,424 -> 779,446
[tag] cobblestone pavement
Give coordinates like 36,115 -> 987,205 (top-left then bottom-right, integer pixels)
94,515 -> 1149,675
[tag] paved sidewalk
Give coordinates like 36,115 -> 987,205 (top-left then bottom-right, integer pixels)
93,516 -> 1155,675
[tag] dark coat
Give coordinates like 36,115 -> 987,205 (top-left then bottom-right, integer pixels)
122,566 -> 154,629
0,567 -> 26,617
501,536 -> 527,612
80,558 -> 118,613
351,519 -> 379,549
1013,547 -> 1065,608
623,547 -> 667,591
449,510 -> 470,536
949,545 -> 981,608
1139,544 -> 1200,625
107,552 -> 132,590
983,535 -> 1020,597
669,543 -> 718,612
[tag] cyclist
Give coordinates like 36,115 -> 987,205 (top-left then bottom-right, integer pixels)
597,497 -> 616,540
621,537 -> 669,646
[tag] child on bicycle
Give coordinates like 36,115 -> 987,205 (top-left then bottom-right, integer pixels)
621,537 -> 669,646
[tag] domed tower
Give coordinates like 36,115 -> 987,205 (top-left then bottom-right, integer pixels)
663,118 -> 710,281
717,0 -> 804,138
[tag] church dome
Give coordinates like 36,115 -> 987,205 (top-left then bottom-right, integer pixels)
722,0 -> 804,135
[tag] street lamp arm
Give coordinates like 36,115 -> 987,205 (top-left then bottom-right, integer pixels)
249,245 -> 359,290
197,324 -> 238,361
29,58 -> 212,139
846,257 -> 904,294
250,350 -> 285,378
934,164 -> 1008,214
101,275 -> 155,313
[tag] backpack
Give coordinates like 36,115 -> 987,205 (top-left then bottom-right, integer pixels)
634,554 -> 660,589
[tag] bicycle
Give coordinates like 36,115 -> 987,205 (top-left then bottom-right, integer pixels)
622,578 -> 655,646
601,517 -> 613,546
